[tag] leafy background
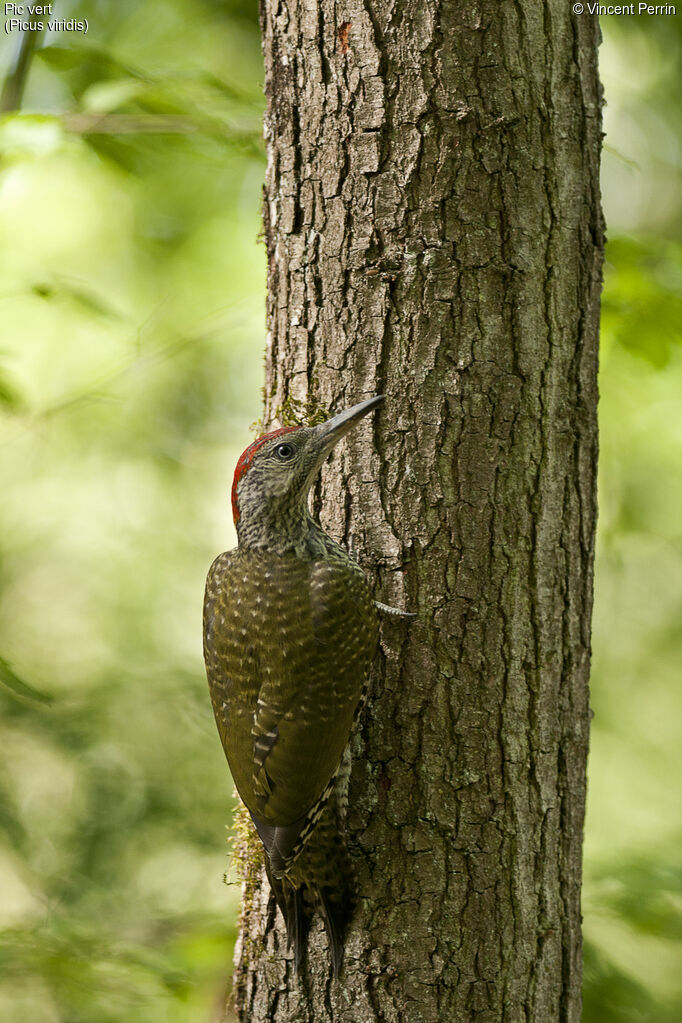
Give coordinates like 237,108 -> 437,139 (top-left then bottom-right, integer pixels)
0,4 -> 680,1021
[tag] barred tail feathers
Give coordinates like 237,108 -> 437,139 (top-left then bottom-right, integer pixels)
264,860 -> 309,972
263,802 -> 355,975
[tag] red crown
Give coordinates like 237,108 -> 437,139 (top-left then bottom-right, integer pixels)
231,426 -> 301,523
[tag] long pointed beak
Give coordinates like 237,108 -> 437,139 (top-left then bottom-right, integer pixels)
311,395 -> 383,462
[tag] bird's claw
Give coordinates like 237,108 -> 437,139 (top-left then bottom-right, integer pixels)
375,601 -> 416,618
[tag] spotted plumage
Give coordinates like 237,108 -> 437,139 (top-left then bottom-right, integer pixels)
203,397 -> 382,975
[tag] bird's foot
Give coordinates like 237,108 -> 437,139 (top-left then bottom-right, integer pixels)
375,601 -> 416,618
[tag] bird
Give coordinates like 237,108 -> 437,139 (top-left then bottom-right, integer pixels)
203,395 -> 383,976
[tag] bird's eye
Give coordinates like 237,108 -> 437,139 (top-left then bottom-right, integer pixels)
274,442 -> 295,460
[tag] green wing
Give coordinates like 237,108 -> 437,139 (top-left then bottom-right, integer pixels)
203,549 -> 377,829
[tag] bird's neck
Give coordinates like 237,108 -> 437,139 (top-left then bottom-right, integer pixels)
236,503 -> 331,558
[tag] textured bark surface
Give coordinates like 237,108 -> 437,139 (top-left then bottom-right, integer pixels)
230,1 -> 603,1020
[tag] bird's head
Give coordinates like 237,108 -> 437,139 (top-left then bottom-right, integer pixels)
231,395 -> 383,549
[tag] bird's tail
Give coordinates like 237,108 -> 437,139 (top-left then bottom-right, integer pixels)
266,802 -> 355,976
265,862 -> 310,972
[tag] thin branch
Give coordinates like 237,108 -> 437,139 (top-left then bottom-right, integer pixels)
0,25 -> 45,113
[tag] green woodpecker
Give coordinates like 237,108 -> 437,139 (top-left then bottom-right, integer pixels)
203,396 -> 382,975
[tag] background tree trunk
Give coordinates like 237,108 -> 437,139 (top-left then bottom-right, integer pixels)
231,0 -> 602,1020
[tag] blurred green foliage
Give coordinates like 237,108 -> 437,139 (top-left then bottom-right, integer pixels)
0,5 -> 680,1022
0,2 -> 264,1021
583,16 -> 682,1023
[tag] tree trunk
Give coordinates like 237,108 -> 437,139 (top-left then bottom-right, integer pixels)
230,1 -> 602,1020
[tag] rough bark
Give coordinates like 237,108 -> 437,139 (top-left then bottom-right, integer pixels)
230,1 -> 602,1020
